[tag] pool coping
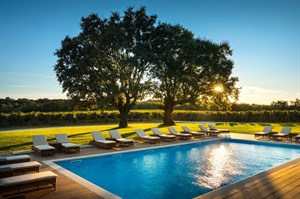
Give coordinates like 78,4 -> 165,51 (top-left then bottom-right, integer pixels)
44,138 -> 300,199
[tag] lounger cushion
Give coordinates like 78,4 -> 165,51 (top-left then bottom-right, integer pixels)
140,136 -> 159,140
61,143 -> 79,148
0,155 -> 31,165
96,140 -> 116,144
117,138 -> 133,142
34,145 -> 55,151
0,171 -> 57,188
4,155 -> 31,163
0,161 -> 41,171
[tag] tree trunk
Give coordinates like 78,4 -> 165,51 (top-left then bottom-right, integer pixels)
117,97 -> 133,128
119,110 -> 129,128
162,97 -> 175,125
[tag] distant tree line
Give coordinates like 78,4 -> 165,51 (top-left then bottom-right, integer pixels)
1,97 -> 299,114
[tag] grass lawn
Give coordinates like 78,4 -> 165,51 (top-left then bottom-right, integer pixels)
0,122 -> 299,154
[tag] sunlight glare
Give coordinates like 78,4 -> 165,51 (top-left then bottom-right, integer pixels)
214,85 -> 223,92
193,145 -> 244,189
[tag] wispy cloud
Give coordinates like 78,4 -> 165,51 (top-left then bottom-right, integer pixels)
238,86 -> 299,105
1,72 -> 55,79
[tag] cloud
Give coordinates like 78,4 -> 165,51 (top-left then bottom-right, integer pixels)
2,72 -> 54,79
238,86 -> 299,105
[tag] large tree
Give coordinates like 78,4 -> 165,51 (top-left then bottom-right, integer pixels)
151,23 -> 239,125
54,7 -> 156,127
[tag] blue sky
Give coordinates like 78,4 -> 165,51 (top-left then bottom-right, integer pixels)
0,0 -> 299,104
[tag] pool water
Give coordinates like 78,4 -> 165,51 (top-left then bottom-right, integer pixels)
55,139 -> 300,199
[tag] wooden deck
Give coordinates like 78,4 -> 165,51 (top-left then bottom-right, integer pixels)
1,135 -> 300,199
196,158 -> 300,199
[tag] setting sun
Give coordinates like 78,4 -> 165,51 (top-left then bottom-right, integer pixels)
214,85 -> 223,92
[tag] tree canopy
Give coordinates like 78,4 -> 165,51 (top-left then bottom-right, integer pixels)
150,23 -> 239,124
54,7 -> 156,127
54,6 -> 240,126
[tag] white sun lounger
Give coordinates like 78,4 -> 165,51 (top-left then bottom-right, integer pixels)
181,126 -> 206,138
55,134 -> 80,153
151,128 -> 176,142
109,130 -> 134,146
32,135 -> 56,156
168,127 -> 192,140
271,127 -> 292,140
254,126 -> 273,139
199,125 -> 223,136
91,131 -> 117,149
208,124 -> 231,136
135,129 -> 161,144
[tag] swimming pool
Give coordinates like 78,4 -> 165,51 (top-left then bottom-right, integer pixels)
48,139 -> 300,199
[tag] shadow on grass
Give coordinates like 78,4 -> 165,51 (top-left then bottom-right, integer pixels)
0,142 -> 32,152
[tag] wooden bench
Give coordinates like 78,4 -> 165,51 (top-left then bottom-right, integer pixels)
0,171 -> 57,198
0,161 -> 41,177
0,155 -> 31,165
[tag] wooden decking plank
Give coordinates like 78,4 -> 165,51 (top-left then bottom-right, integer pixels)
227,164 -> 300,199
242,163 -> 299,190
196,158 -> 300,199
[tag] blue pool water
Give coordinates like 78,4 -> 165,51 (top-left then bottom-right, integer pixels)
55,139 -> 300,199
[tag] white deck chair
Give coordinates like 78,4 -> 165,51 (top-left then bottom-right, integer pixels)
198,125 -> 222,136
55,134 -> 80,153
151,128 -> 176,142
167,127 -> 192,140
109,130 -> 134,146
254,126 -> 273,139
271,127 -> 292,140
135,129 -> 160,143
181,126 -> 205,138
31,135 -> 55,156
91,131 -> 116,149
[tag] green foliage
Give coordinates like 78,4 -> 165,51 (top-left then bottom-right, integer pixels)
54,7 -> 157,127
1,110 -> 299,127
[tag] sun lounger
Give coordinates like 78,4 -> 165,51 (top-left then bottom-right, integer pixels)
181,126 -> 205,138
271,127 -> 292,140
0,161 -> 41,176
168,127 -> 192,140
135,129 -> 161,144
91,131 -> 117,149
151,128 -> 176,142
0,155 -> 31,165
208,124 -> 230,136
31,135 -> 56,156
254,126 -> 273,139
55,134 -> 80,153
0,171 -> 57,198
108,130 -> 134,147
198,125 -> 222,136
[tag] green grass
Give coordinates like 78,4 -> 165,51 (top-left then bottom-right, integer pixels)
0,122 -> 299,154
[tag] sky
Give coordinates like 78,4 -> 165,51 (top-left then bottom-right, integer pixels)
0,0 -> 299,105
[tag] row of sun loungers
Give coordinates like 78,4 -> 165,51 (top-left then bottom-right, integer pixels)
30,124 -> 227,154
0,155 -> 57,198
32,134 -> 80,157
254,126 -> 299,141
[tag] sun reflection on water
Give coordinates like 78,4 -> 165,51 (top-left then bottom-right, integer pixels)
193,145 -> 245,189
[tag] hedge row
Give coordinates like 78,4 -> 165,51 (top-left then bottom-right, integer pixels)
0,110 -> 299,127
